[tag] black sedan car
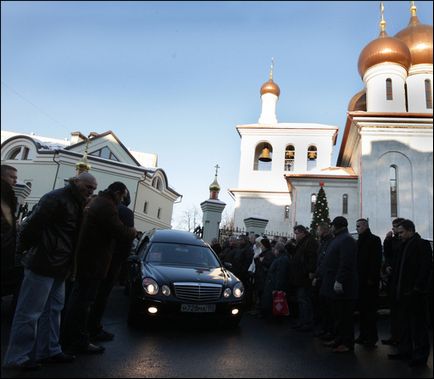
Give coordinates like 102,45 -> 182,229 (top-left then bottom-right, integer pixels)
126,229 -> 245,328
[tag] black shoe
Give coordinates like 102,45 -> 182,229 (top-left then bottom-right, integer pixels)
67,343 -> 105,355
363,342 -> 378,349
408,359 -> 427,368
323,340 -> 339,348
354,337 -> 366,344
388,353 -> 411,361
38,352 -> 76,364
313,330 -> 326,338
90,329 -> 114,342
320,333 -> 334,342
6,360 -> 42,371
381,338 -> 398,346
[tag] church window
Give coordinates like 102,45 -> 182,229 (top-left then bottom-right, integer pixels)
307,145 -> 317,171
6,146 -> 30,160
311,193 -> 317,213
386,78 -> 393,100
284,205 -> 290,219
425,79 -> 432,109
89,146 -> 119,161
342,194 -> 348,215
152,177 -> 163,191
390,165 -> 398,217
143,201 -> 148,214
284,145 -> 295,171
253,142 -> 272,171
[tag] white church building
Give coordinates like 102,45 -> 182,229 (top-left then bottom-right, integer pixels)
1,130 -> 182,232
230,3 -> 433,240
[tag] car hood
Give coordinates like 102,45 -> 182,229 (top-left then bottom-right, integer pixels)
143,264 -> 238,286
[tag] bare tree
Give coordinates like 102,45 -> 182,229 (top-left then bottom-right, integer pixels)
220,209 -> 235,229
175,206 -> 202,232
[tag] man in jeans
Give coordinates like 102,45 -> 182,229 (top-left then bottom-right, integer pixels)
2,173 -> 97,370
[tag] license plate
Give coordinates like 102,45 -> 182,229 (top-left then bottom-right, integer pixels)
181,304 -> 216,313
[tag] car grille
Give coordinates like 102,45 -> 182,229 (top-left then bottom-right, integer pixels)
173,282 -> 222,302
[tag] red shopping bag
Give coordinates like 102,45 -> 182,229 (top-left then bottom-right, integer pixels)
272,290 -> 289,316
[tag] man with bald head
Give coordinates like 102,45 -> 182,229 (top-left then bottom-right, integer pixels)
3,172 -> 97,370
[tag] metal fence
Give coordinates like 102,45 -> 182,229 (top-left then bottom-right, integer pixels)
218,226 -> 292,244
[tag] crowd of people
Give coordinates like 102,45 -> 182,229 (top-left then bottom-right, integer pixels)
214,215 -> 432,367
1,163 -> 433,371
1,164 -> 138,370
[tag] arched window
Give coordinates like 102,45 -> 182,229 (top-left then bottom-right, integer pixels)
253,142 -> 272,171
6,146 -> 31,160
390,165 -> 398,217
152,177 -> 163,191
342,194 -> 348,215
425,79 -> 432,109
386,78 -> 393,100
284,145 -> 295,171
307,145 -> 317,171
311,193 -> 317,213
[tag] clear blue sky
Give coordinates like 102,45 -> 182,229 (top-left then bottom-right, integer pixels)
2,1 -> 433,229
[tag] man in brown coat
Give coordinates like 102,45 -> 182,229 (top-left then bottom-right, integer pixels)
62,182 -> 136,355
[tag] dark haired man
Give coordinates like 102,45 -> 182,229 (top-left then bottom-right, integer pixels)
3,172 -> 97,370
1,165 -> 19,300
355,218 -> 382,348
62,182 -> 136,355
381,217 -> 405,346
320,216 -> 358,353
290,225 -> 319,332
388,220 -> 432,367
87,189 -> 135,342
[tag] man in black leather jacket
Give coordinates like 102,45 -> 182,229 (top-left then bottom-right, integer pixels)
3,172 -> 97,370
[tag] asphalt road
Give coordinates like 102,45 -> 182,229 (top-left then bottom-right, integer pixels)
1,287 -> 433,378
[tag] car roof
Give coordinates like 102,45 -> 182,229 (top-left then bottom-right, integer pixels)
148,229 -> 208,246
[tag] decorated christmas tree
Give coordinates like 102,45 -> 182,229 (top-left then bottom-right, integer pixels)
310,182 -> 330,237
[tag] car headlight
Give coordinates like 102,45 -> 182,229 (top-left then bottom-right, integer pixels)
233,282 -> 244,298
142,278 -> 159,295
161,285 -> 171,296
223,288 -> 232,298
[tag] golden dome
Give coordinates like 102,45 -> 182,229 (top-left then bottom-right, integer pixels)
209,178 -> 220,192
260,79 -> 280,97
395,7 -> 433,66
358,30 -> 412,78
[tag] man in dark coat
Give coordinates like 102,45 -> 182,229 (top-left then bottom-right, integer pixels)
1,165 -> 20,301
62,182 -> 136,355
381,217 -> 404,346
228,235 -> 254,308
253,238 -> 275,316
312,222 -> 334,339
290,225 -> 319,332
261,242 -> 290,316
3,173 -> 97,370
387,219 -> 432,367
320,216 -> 358,353
355,218 -> 382,347
87,189 -> 135,342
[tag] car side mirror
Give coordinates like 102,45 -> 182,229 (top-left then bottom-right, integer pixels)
127,255 -> 141,265
223,262 -> 233,270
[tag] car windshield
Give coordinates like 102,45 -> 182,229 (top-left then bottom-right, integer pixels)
145,243 -> 221,268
